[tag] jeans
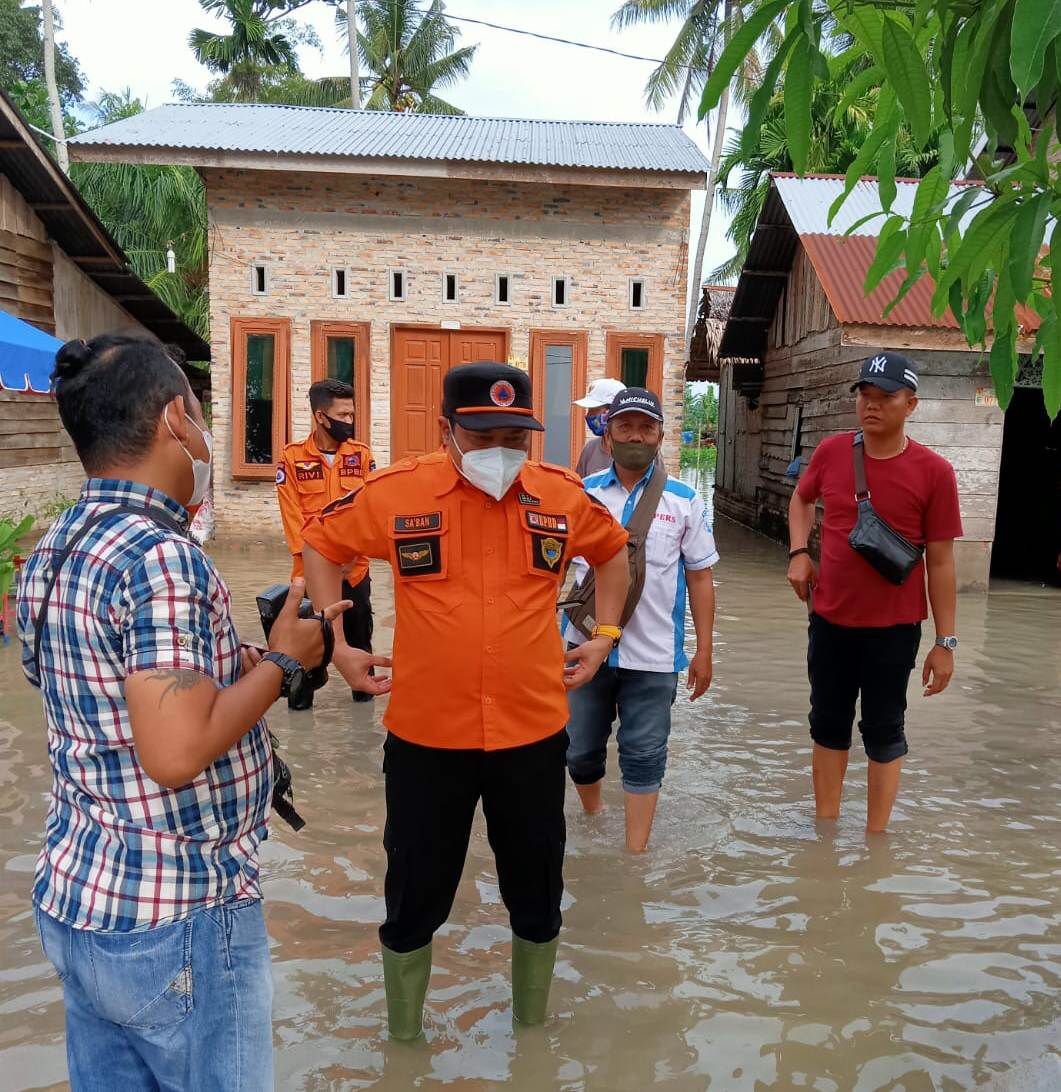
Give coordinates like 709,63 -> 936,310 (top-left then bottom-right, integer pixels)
36,898 -> 273,1091
807,613 -> 922,763
566,663 -> 679,793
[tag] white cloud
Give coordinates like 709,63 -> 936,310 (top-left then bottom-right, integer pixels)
56,0 -> 738,277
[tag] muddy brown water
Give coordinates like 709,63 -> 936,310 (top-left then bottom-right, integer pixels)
1,473 -> 1059,1090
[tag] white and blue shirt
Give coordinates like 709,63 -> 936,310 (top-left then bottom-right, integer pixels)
562,463 -> 720,673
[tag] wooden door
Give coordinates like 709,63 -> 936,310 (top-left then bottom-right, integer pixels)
391,327 -> 508,460
605,332 -> 665,396
310,321 -> 371,444
529,330 -> 588,467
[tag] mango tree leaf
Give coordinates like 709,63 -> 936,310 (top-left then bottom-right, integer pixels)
907,165 -> 950,274
829,88 -> 899,224
1008,194 -> 1050,299
842,4 -> 887,68
878,132 -> 897,212
865,229 -> 907,296
833,65 -> 883,124
1010,0 -> 1061,97
1043,314 -> 1061,418
942,185 -> 983,240
785,33 -> 813,174
881,16 -> 933,148
955,0 -> 1008,163
989,323 -> 1018,409
883,267 -> 927,318
932,197 -> 1020,311
741,29 -> 798,157
699,0 -> 792,118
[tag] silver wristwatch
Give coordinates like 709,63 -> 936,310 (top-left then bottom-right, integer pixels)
935,636 -> 958,651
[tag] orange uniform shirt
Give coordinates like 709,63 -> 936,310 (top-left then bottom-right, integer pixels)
276,432 -> 374,582
302,451 -> 628,751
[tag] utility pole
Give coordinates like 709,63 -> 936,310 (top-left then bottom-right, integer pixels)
41,0 -> 69,173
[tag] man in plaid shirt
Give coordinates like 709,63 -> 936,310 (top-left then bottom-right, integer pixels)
17,334 -> 386,1091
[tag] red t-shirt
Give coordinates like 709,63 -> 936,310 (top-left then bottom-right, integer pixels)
797,433 -> 963,627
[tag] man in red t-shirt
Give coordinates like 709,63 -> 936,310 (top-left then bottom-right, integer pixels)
787,351 -> 963,832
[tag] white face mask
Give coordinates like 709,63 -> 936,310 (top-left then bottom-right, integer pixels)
451,431 -> 527,501
165,406 -> 213,507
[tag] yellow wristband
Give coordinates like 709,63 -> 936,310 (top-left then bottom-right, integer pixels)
591,624 -> 622,642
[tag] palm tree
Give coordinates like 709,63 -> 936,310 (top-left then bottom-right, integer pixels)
709,78 -> 938,283
611,0 -> 767,348
72,92 -> 210,341
41,0 -> 68,173
189,0 -> 303,102
342,0 -> 477,114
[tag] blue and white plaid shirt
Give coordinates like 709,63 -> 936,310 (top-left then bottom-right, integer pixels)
17,479 -> 272,932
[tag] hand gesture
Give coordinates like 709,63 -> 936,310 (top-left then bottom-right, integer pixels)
564,637 -> 612,690
332,641 -> 393,696
787,553 -> 817,602
268,578 -> 351,669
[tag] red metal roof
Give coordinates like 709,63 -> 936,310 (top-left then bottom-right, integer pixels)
800,233 -> 1041,334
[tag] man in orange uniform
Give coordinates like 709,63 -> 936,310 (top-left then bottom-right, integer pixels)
276,378 -> 376,708
302,363 -> 630,1039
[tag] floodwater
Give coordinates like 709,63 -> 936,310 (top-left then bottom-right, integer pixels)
1,471 -> 1060,1091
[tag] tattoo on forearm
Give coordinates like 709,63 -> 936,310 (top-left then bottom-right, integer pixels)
151,668 -> 207,706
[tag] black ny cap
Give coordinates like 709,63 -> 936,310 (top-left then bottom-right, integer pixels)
608,386 -> 664,423
851,351 -> 919,393
442,362 -> 543,431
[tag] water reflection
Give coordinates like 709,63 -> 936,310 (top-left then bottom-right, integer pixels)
1,469 -> 1059,1089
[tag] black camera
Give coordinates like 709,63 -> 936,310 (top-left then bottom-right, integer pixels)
255,583 -> 335,707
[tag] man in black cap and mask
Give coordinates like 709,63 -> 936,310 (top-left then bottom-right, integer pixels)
301,362 -> 630,1039
787,352 -> 963,833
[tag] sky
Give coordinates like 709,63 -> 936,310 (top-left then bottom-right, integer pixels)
53,0 -> 738,281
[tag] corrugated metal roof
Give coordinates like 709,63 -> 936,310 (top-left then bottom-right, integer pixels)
772,173 -> 984,236
69,103 -> 711,175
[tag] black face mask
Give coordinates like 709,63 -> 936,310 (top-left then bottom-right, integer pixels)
320,414 -> 354,444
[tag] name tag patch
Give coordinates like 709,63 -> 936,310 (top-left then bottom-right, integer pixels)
396,537 -> 442,575
518,492 -> 541,506
526,511 -> 568,534
295,460 -> 324,482
340,453 -> 364,475
531,533 -> 566,572
394,512 -> 442,533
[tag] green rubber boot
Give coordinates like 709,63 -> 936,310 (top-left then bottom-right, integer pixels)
511,934 -> 559,1026
381,942 -> 432,1041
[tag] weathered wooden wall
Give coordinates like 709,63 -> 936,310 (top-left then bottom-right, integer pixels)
0,175 -> 54,333
52,247 -> 144,342
715,243 -> 1003,591
0,391 -> 83,519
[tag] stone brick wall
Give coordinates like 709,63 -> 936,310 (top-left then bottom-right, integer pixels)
205,169 -> 691,540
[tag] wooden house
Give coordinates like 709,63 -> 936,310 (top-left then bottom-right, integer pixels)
0,89 -> 208,521
715,173 -> 1058,591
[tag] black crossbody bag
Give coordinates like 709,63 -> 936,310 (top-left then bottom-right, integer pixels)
30,504 -> 304,830
847,432 -> 925,586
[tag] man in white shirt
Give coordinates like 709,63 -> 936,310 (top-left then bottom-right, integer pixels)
574,377 -> 626,478
562,388 -> 719,851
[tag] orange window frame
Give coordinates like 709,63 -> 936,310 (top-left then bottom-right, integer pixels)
528,329 -> 588,467
605,332 -> 665,396
230,316 -> 291,480
310,320 -> 371,444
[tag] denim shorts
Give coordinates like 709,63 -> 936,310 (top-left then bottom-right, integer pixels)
566,661 -> 679,794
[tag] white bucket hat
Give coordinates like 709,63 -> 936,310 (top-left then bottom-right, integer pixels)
574,377 -> 626,409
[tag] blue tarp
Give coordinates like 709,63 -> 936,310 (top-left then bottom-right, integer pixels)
0,308 -> 61,393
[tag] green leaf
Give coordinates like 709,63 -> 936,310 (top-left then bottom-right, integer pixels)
842,4 -> 887,68
906,165 -> 950,274
828,88 -> 899,225
881,17 -> 933,148
740,29 -> 799,157
883,267 -> 927,318
933,196 -> 1020,308
699,0 -> 792,118
989,323 -> 1018,409
785,33 -> 813,174
1043,314 -> 1061,418
980,65 -> 1020,148
1007,193 -> 1050,299
833,65 -> 883,125
878,133 -> 897,212
955,1 -> 1008,163
865,229 -> 908,295
1010,0 -> 1061,97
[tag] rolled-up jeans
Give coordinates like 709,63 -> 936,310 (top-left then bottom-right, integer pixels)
35,897 -> 273,1091
566,661 -> 679,793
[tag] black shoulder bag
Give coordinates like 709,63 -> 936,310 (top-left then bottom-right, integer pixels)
30,504 -> 305,831
847,432 -> 925,586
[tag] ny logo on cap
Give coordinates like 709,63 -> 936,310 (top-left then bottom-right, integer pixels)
869,356 -> 887,374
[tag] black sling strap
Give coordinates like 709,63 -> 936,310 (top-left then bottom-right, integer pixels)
32,504 -> 186,678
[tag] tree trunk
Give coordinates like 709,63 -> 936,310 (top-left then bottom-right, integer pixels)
41,0 -> 68,174
347,2 -> 361,108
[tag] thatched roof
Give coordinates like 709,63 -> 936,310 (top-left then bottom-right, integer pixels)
687,284 -> 737,381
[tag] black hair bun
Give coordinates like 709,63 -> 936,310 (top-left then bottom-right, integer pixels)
52,339 -> 92,382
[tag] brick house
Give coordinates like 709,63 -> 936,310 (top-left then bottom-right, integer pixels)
69,104 -> 709,539
0,89 -> 207,522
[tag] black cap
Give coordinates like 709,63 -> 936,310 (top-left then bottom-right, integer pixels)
442,362 -> 543,431
608,386 -> 664,423
851,351 -> 919,393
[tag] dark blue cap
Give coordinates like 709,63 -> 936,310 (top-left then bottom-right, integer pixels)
851,351 -> 919,393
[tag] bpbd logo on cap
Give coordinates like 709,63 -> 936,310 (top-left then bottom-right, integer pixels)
490,380 -> 516,407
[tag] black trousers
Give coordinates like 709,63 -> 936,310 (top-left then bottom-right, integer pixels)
807,613 -> 922,764
288,573 -> 372,709
379,729 -> 568,953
